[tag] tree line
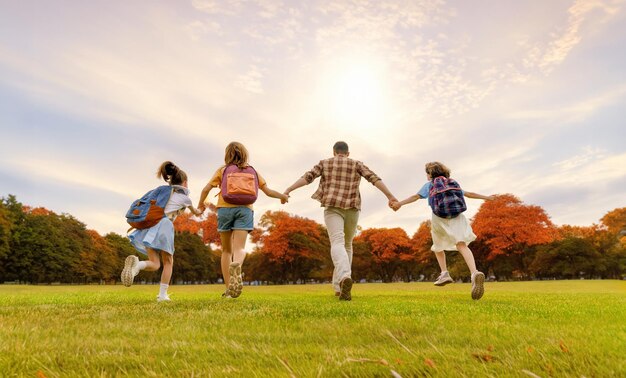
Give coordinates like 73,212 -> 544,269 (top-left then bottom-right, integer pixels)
0,194 -> 624,284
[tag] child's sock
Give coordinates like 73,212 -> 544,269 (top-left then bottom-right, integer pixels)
136,261 -> 147,271
159,283 -> 169,298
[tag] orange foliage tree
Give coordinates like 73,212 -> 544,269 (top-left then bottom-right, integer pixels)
76,230 -> 119,283
355,227 -> 412,282
250,211 -> 329,283
174,212 -> 221,245
471,194 -> 558,277
410,220 -> 440,280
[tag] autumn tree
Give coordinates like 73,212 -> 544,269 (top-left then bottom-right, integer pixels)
597,208 -> 626,278
74,230 -> 119,283
355,228 -> 412,282
471,194 -> 558,278
352,236 -> 376,282
410,221 -> 442,280
251,211 -> 329,284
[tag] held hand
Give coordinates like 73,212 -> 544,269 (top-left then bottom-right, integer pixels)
389,200 -> 401,211
198,203 -> 206,213
280,194 -> 289,204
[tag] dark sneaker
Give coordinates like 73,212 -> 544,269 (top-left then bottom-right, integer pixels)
434,271 -> 453,286
228,262 -> 243,298
121,255 -> 139,287
471,271 -> 485,300
339,277 -> 353,301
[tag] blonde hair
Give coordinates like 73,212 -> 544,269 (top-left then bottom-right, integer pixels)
425,161 -> 450,179
157,161 -> 187,185
224,142 -> 249,169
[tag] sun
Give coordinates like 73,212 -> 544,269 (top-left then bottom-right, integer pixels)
317,58 -> 390,131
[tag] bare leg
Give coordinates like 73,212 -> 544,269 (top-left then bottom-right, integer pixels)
434,250 -> 447,272
220,231 -> 233,291
143,248 -> 161,271
231,230 -> 248,265
227,230 -> 248,298
160,251 -> 174,284
456,242 -> 477,274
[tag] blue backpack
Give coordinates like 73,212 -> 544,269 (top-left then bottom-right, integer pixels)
125,185 -> 173,230
428,176 -> 467,219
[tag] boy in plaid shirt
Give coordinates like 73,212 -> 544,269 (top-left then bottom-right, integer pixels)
284,141 -> 397,301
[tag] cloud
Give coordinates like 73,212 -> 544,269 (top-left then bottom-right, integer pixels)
539,0 -> 622,72
507,84 -> 626,123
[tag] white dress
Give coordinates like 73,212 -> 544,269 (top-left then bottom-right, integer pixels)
430,213 -> 476,252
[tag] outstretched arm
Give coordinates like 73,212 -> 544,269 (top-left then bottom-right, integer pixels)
373,180 -> 397,205
464,191 -> 494,200
284,177 -> 309,196
197,182 -> 215,212
188,205 -> 203,217
260,184 -> 289,204
391,194 -> 422,211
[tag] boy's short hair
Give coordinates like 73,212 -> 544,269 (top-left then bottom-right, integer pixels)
333,141 -> 349,154
425,161 -> 450,179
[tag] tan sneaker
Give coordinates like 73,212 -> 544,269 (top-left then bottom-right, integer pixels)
228,262 -> 243,298
471,271 -> 485,300
339,277 -> 353,301
121,255 -> 139,287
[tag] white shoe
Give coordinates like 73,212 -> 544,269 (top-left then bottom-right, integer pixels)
156,295 -> 171,302
121,255 -> 139,287
471,271 -> 485,300
434,271 -> 453,286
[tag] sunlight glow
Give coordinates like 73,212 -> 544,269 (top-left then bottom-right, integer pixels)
318,57 -> 391,133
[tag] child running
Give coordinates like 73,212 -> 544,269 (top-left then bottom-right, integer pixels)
197,142 -> 288,298
121,161 -> 202,302
391,161 -> 493,300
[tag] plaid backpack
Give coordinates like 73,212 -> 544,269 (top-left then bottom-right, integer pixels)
220,164 -> 259,205
428,176 -> 467,218
125,185 -> 173,230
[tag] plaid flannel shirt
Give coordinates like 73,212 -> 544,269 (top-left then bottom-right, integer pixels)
302,156 -> 381,210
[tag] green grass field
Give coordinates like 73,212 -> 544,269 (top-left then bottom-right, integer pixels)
1,281 -> 624,377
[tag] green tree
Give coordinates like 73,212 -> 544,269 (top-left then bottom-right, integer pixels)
172,232 -> 218,284
530,237 -> 602,279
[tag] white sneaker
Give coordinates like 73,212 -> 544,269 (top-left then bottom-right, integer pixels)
434,271 -> 453,286
121,255 -> 139,287
156,295 -> 171,302
471,271 -> 485,300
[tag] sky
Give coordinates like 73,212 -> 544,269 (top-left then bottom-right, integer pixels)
1,0 -> 625,240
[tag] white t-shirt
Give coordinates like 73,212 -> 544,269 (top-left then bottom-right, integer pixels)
164,185 -> 193,217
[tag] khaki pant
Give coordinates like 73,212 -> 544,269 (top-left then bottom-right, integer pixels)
323,207 -> 359,292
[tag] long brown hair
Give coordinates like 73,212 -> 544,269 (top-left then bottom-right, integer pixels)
157,161 -> 187,185
224,142 -> 249,169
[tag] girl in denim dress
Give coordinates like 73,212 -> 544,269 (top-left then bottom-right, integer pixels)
122,161 -> 202,302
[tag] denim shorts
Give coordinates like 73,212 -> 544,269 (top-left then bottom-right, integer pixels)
217,207 -> 254,232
